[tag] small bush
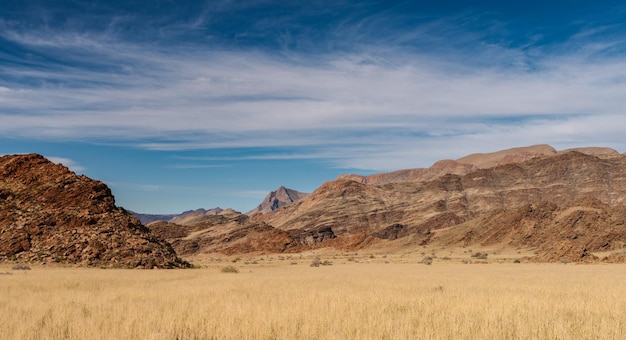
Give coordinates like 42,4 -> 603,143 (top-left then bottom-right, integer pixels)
471,252 -> 488,260
310,256 -> 322,267
310,256 -> 333,267
513,259 -> 521,263
220,265 -> 239,273
421,257 -> 433,265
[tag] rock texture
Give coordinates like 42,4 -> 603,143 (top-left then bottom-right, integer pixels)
247,186 -> 309,215
0,154 -> 188,268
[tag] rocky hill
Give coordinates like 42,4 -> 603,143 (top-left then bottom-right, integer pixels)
247,186 -> 309,215
146,208 -> 336,256
131,208 -> 224,225
152,146 -> 626,263
0,154 -> 189,268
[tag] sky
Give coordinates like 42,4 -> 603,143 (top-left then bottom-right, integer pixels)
1,0 -> 626,214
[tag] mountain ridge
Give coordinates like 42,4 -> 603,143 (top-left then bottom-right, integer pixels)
338,144 -> 620,186
131,208 -> 224,225
157,146 -> 626,263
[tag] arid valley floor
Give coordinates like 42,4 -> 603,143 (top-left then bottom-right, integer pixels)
2,250 -> 625,340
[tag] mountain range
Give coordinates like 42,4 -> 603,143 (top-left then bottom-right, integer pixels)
2,144 -> 626,267
145,145 -> 626,263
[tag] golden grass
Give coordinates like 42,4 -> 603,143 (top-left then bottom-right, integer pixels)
1,261 -> 625,339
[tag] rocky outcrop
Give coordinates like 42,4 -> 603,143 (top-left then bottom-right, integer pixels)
0,154 -> 188,268
433,198 -> 626,262
247,186 -> 309,215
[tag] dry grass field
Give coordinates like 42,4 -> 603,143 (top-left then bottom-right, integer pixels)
1,255 -> 625,339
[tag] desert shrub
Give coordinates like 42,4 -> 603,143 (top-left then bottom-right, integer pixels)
220,265 -> 239,273
513,259 -> 521,263
310,256 -> 322,267
347,257 -> 355,262
12,263 -> 30,271
471,252 -> 488,260
310,257 -> 333,267
421,257 -> 433,265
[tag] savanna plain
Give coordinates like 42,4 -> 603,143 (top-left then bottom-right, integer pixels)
1,252 -> 625,340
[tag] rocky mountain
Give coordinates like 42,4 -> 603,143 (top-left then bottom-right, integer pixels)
0,154 -> 189,268
338,144 -> 619,185
258,149 -> 626,262
150,146 -> 626,263
131,208 -> 223,225
247,186 -> 309,215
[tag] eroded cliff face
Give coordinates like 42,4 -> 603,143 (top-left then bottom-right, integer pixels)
0,154 -> 188,268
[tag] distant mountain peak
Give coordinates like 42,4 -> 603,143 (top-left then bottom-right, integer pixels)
247,186 -> 309,215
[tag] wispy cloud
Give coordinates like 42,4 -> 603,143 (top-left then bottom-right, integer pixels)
1,4 -> 626,171
46,156 -> 86,172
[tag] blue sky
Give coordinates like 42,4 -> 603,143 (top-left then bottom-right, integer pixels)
1,1 -> 626,213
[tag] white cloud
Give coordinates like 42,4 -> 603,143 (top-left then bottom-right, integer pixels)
1,16 -> 626,172
46,157 -> 86,173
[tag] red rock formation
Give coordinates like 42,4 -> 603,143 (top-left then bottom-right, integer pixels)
0,154 -> 188,268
